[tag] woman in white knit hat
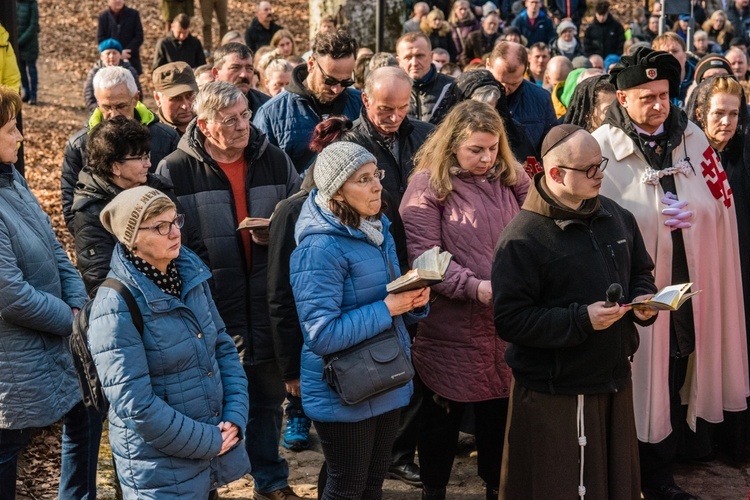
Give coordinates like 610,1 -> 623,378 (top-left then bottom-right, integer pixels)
290,141 -> 430,499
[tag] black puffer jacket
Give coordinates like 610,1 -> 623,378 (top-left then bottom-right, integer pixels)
61,105 -> 180,234
157,120 -> 300,366
349,109 -> 434,206
492,174 -> 657,395
71,169 -> 208,296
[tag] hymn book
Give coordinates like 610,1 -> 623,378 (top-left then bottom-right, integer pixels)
624,282 -> 701,311
386,247 -> 453,293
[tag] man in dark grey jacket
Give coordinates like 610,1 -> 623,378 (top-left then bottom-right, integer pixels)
396,31 -> 454,122
157,81 -> 301,500
61,66 -> 179,234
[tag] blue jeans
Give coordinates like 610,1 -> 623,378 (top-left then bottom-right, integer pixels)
59,400 -> 102,500
244,361 -> 289,493
19,59 -> 38,100
0,401 -> 100,500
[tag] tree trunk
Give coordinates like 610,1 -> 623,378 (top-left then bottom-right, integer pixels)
309,0 -> 405,52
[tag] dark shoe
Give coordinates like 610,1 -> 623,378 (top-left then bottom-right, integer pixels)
422,486 -> 446,500
254,487 -> 303,500
282,415 -> 311,451
642,483 -> 699,500
388,462 -> 422,487
486,485 -> 499,500
29,98 -> 37,105
21,93 -> 29,103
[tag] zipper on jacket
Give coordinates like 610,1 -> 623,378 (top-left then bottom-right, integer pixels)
607,244 -> 620,272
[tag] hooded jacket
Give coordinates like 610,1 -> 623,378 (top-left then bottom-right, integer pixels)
253,64 -> 362,173
0,163 -> 87,430
157,120 -> 300,366
401,168 -> 529,402
0,24 -> 21,92
492,174 -> 657,395
290,193 -> 427,422
89,245 -> 250,497
61,103 -> 180,233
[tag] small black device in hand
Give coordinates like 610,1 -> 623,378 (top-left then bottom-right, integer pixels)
603,283 -> 623,308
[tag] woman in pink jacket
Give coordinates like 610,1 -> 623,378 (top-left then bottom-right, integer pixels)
400,100 -> 530,500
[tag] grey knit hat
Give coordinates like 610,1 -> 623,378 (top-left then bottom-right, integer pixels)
314,142 -> 377,206
100,186 -> 174,250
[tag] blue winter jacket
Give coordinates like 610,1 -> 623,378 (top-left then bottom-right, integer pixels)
0,163 -> 87,430
507,79 -> 557,150
88,244 -> 250,498
511,10 -> 556,46
253,64 -> 362,173
290,193 -> 427,423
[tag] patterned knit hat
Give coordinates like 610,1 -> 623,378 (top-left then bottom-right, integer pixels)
314,142 -> 377,206
100,186 -> 173,250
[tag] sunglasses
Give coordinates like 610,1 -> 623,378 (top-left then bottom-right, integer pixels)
315,58 -> 355,88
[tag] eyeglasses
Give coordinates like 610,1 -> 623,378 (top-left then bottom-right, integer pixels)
139,214 -> 185,236
555,157 -> 609,179
210,109 -> 252,128
315,58 -> 355,88
120,153 -> 151,163
347,170 -> 386,186
99,102 -> 133,113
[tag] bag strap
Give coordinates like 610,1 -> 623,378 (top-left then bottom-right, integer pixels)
101,278 -> 144,335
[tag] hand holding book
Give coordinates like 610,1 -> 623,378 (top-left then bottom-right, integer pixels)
624,283 -> 701,311
386,247 -> 453,294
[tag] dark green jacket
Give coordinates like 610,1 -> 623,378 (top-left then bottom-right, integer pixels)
16,0 -> 39,61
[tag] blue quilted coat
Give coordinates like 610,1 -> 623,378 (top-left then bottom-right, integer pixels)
0,163 -> 87,430
290,193 -> 427,423
88,244 -> 250,498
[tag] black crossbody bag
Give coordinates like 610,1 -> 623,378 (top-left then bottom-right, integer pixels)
321,261 -> 415,405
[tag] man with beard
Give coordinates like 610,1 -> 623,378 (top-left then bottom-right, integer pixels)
244,1 -> 283,53
157,81 -> 302,500
153,62 -> 198,136
212,43 -> 270,115
253,29 -> 361,173
593,47 -> 748,500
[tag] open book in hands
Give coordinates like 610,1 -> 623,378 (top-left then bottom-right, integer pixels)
624,282 -> 702,311
386,247 -> 453,294
237,217 -> 271,231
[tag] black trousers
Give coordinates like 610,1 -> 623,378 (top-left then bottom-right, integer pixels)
417,378 -> 508,490
314,409 -> 400,500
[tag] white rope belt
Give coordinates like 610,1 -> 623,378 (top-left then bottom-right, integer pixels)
576,394 -> 587,499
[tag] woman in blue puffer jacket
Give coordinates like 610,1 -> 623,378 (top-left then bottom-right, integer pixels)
290,142 -> 430,499
88,186 -> 250,499
0,85 -> 94,498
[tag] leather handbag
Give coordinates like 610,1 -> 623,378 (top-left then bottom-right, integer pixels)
322,327 -> 414,406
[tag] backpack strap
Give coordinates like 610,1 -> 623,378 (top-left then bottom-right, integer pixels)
101,278 -> 144,335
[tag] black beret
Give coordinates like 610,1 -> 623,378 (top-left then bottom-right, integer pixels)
608,46 -> 681,97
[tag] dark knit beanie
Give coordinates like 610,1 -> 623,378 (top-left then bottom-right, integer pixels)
694,55 -> 733,85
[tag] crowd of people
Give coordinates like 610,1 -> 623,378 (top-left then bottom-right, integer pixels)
1,0 -> 750,499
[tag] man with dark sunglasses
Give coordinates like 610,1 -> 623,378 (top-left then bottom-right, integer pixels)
254,29 -> 362,173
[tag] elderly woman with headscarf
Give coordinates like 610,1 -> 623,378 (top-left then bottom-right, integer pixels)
88,186 -> 250,498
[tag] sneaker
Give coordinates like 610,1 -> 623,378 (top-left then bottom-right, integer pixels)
254,486 -> 303,500
282,415 -> 311,451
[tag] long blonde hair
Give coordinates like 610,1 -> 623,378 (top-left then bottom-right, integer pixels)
413,100 -> 521,201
